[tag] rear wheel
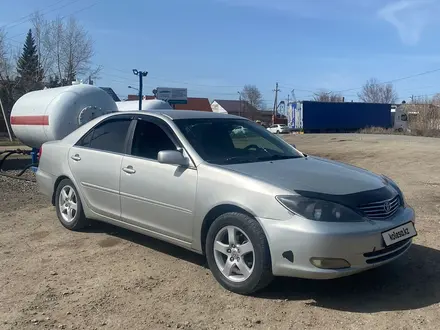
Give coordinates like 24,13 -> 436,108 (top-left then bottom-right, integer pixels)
206,212 -> 273,295
55,178 -> 89,231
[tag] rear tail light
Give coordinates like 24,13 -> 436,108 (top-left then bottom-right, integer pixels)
37,147 -> 42,161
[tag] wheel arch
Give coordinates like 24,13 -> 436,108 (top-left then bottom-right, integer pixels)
52,175 -> 87,213
200,204 -> 258,255
52,175 -> 72,205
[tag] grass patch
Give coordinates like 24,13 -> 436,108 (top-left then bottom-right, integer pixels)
0,139 -> 22,146
359,127 -> 404,135
358,126 -> 440,138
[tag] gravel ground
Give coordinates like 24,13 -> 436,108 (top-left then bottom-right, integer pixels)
0,133 -> 440,330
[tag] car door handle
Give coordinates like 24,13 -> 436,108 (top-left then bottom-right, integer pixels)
71,154 -> 81,161
122,166 -> 136,174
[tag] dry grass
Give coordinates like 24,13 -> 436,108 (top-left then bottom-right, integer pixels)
406,103 -> 440,137
360,102 -> 440,137
359,126 -> 404,135
0,138 -> 21,146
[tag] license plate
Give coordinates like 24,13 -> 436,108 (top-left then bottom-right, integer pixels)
382,221 -> 417,247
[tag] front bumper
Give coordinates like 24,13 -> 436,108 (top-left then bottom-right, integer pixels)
258,206 -> 416,279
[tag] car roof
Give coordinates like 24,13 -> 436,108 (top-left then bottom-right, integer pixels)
61,109 -> 249,147
109,109 -> 245,121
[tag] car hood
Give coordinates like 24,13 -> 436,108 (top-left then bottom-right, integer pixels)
219,156 -> 386,195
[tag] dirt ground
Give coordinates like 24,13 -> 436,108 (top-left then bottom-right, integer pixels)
1,133 -> 440,330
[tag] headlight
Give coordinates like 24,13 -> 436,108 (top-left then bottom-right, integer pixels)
381,175 -> 406,206
276,195 -> 364,222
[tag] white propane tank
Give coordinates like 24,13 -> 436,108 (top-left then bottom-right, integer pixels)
116,99 -> 172,111
10,84 -> 118,148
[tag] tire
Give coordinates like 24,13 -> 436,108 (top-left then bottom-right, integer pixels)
205,212 -> 273,295
55,178 -> 89,231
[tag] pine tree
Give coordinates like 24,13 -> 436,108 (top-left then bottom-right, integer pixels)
16,29 -> 43,91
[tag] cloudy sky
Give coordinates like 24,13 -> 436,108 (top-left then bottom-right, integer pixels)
2,0 -> 440,105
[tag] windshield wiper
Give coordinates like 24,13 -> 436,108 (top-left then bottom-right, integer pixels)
256,154 -> 302,161
222,156 -> 254,164
205,156 -> 254,164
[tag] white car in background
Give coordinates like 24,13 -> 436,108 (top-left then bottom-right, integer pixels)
267,124 -> 290,134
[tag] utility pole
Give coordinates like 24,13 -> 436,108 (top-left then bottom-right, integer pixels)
272,82 -> 280,124
132,69 -> 148,110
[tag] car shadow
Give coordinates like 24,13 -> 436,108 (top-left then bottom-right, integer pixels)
82,222 -> 440,312
257,244 -> 440,312
84,221 -> 207,268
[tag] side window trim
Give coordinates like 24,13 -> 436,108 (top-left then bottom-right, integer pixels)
124,119 -> 137,154
75,128 -> 94,148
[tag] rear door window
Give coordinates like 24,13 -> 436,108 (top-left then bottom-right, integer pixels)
76,118 -> 132,154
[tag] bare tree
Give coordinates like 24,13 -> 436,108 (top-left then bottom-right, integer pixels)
358,78 -> 398,104
0,29 -> 13,80
30,11 -> 53,78
0,30 -> 21,109
241,84 -> 264,110
431,93 -> 440,106
313,89 -> 344,102
31,12 -> 101,85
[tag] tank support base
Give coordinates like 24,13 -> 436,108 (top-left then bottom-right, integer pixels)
30,148 -> 39,173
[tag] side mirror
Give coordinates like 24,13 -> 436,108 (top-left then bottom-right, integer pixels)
158,150 -> 189,167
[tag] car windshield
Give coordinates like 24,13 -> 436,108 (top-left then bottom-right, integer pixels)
174,118 -> 303,165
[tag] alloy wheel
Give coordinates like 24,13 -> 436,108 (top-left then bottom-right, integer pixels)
213,225 -> 255,282
58,185 -> 78,223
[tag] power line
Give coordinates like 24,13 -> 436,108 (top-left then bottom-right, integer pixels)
4,0 -> 99,45
0,0 -> 69,30
278,85 -> 315,94
93,63 -> 245,89
336,68 -> 440,94
97,71 -> 246,97
279,66 -> 440,99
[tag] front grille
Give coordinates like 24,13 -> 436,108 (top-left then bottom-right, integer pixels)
363,239 -> 411,264
358,195 -> 401,220
363,238 -> 410,258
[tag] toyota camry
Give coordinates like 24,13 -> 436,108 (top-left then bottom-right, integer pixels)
36,110 -> 417,294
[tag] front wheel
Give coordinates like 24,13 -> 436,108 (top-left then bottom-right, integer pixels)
206,212 -> 273,295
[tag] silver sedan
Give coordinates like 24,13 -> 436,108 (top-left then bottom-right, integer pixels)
36,110 -> 417,294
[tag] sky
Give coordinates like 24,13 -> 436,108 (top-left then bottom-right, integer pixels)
1,0 -> 440,108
